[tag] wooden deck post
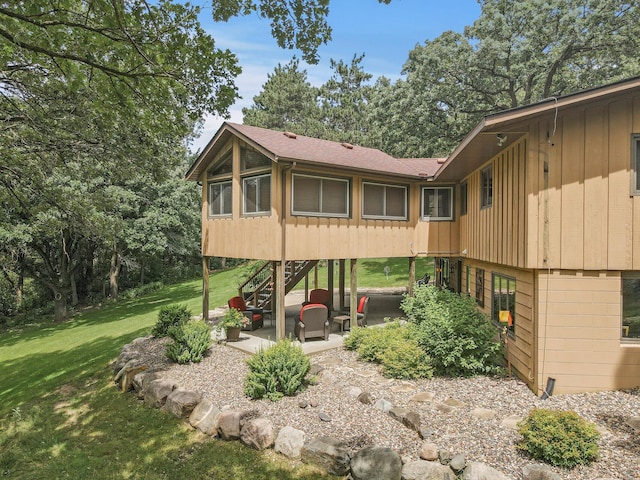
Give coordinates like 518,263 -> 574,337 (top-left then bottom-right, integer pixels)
275,260 -> 286,340
327,259 -> 334,313
408,256 -> 416,296
339,259 -> 346,310
202,256 -> 210,322
350,259 -> 358,321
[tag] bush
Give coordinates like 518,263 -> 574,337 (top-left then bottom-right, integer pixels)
152,303 -> 191,337
517,409 -> 600,468
355,322 -> 410,363
244,340 -> 311,401
381,339 -> 434,379
121,281 -> 164,300
165,320 -> 212,364
401,285 -> 503,377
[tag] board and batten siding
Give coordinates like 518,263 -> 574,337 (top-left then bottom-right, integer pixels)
459,137 -> 528,269
536,270 -> 640,393
526,94 -> 640,270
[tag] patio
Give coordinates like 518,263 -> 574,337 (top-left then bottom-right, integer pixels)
213,289 -> 407,355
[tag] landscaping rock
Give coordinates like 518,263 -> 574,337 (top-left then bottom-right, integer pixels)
442,398 -> 465,407
299,399 -> 308,408
301,436 -> 350,476
419,428 -> 434,440
402,410 -> 421,432
470,408 -> 497,421
350,446 -> 402,480
116,364 -> 147,393
133,369 -> 165,398
438,449 -> 452,465
626,416 -> 640,431
357,391 -> 374,405
375,398 -> 393,413
309,398 -> 319,408
449,454 -> 466,473
409,392 -> 435,403
189,399 -> 221,436
218,410 -> 242,440
348,386 -> 363,398
240,417 -> 274,451
402,460 -> 456,480
419,442 -> 439,461
274,426 -> 305,459
501,415 -> 523,430
462,461 -> 513,480
388,407 -> 410,423
144,378 -> 177,408
309,363 -> 324,375
165,388 -> 202,418
522,464 -> 562,480
390,382 -> 416,393
318,411 -> 332,422
435,403 -> 453,413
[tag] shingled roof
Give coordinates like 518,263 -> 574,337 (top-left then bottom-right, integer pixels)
185,122 -> 442,181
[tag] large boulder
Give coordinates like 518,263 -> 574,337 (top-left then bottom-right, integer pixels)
217,410 -> 242,440
275,426 -> 306,459
350,446 -> 402,480
189,399 -> 221,436
301,436 -> 351,476
240,417 -> 275,451
462,461 -> 513,480
144,378 -> 177,408
165,388 -> 202,418
402,460 -> 456,480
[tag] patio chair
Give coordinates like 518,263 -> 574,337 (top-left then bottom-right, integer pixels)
301,288 -> 332,316
227,296 -> 264,331
333,296 -> 370,332
294,304 -> 329,343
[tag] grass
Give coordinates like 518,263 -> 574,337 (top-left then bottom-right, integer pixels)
0,258 -> 426,479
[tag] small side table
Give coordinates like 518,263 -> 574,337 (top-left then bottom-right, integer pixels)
333,314 -> 351,332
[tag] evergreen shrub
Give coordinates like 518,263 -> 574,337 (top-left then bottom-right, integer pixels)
380,339 -> 434,379
244,340 -> 311,401
517,409 -> 600,468
152,303 -> 190,337
401,285 -> 503,377
165,320 -> 212,364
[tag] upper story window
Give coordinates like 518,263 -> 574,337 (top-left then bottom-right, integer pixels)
362,182 -> 408,220
460,182 -> 468,215
622,273 -> 640,342
208,181 -> 232,217
241,147 -> 271,172
207,150 -> 233,178
492,273 -> 516,336
421,186 -> 453,221
481,165 -> 493,209
292,173 -> 350,217
632,135 -> 640,195
243,174 -> 271,215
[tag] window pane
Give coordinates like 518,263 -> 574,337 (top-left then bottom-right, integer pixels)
492,273 -> 515,333
208,151 -> 233,178
386,186 -> 406,218
293,176 -> 321,213
460,183 -> 468,215
622,276 -> 640,339
363,183 -> 385,216
221,182 -> 232,214
241,148 -> 271,170
244,177 -> 257,213
258,175 -> 271,212
424,189 -> 436,217
209,181 -> 231,216
437,189 -> 451,217
322,178 -> 348,214
636,139 -> 640,192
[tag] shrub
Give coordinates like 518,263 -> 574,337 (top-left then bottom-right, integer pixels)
517,409 -> 600,468
244,340 -> 311,401
355,322 -> 409,363
165,320 -> 212,364
381,339 -> 434,379
343,325 -> 369,351
401,285 -> 503,377
152,303 -> 191,337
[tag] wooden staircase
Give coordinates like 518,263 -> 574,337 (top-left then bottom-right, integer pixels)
238,260 -> 318,310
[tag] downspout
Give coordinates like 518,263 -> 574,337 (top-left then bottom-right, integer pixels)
276,159 -> 294,340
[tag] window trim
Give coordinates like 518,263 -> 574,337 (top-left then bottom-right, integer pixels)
632,134 -> 640,195
361,181 -> 408,221
242,173 -> 271,216
291,173 -> 350,218
481,165 -> 493,209
622,272 -> 640,343
491,272 -> 516,337
421,186 -> 454,221
208,180 -> 232,218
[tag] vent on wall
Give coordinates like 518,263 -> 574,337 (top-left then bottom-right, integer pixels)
283,131 -> 297,139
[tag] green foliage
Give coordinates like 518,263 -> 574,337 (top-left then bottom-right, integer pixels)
244,340 -> 311,401
152,304 -> 191,338
121,282 -> 164,300
517,409 -> 600,468
217,307 -> 249,330
380,339 -> 434,380
165,320 -> 212,364
354,322 -> 409,363
402,285 -> 503,377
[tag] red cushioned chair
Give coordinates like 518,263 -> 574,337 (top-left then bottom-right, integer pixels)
301,288 -> 331,317
294,304 -> 329,343
228,296 -> 264,331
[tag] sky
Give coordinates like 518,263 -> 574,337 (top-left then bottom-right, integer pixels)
191,0 -> 482,151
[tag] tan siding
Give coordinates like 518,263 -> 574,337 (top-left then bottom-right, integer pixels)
535,270 -> 640,394
634,96 -> 640,269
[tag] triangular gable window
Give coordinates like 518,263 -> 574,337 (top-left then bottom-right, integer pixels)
207,150 -> 233,178
241,147 -> 271,171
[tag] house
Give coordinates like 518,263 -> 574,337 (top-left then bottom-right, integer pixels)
186,76 -> 640,395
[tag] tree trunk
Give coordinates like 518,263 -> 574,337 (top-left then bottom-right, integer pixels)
16,270 -> 23,308
53,289 -> 67,322
70,273 -> 78,306
109,250 -> 120,299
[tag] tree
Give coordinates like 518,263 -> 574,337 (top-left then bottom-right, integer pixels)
369,0 -> 640,157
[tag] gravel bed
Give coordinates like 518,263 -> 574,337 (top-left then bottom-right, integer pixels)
132,338 -> 640,480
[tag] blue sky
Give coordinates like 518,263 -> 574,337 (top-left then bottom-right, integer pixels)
192,0 -> 481,151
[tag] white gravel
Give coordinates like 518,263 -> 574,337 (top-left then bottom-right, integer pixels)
131,338 -> 640,480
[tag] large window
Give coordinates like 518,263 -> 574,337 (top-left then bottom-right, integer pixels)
422,187 -> 453,220
292,174 -> 349,217
208,181 -> 232,217
481,166 -> 493,208
362,182 -> 407,220
460,182 -> 468,215
622,274 -> 640,341
207,150 -> 232,178
632,135 -> 640,195
492,273 -> 516,335
243,174 -> 271,215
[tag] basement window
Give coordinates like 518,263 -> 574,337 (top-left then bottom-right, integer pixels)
632,135 -> 640,195
492,273 -> 516,336
622,273 -> 640,342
